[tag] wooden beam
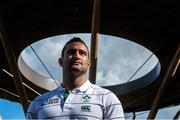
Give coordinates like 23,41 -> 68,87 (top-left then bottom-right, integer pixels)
147,43 -> 180,119
89,0 -> 100,84
0,17 -> 29,112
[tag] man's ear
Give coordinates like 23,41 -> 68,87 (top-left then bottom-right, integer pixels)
87,59 -> 91,69
58,58 -> 63,67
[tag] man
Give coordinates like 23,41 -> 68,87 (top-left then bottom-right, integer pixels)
26,37 -> 125,119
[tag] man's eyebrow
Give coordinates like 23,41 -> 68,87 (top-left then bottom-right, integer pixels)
67,47 -> 87,51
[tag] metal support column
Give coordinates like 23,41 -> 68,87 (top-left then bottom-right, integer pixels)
0,17 -> 29,112
147,43 -> 180,119
89,0 -> 100,84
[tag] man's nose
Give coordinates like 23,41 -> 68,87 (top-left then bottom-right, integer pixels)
73,51 -> 80,57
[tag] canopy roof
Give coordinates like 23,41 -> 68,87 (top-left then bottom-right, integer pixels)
0,0 -> 179,115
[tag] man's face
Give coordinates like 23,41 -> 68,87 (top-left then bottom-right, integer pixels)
60,42 -> 91,75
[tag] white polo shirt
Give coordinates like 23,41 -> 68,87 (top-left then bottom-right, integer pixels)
26,80 -> 125,119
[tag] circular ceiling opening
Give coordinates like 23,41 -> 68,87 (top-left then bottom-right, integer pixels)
18,33 -> 161,94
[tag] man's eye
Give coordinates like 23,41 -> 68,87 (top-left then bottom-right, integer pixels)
79,50 -> 87,56
67,49 -> 76,54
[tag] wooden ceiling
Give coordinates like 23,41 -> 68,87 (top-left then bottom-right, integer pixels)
0,0 -> 179,113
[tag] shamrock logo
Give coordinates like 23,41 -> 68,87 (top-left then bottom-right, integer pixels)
82,95 -> 91,102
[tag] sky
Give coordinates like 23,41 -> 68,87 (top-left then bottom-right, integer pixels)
21,33 -> 159,86
0,33 -> 179,119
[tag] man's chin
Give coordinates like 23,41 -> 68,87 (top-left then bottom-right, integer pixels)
70,66 -> 81,71
69,67 -> 87,75
69,68 -> 84,78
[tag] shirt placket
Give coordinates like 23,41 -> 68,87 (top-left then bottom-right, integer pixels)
63,91 -> 75,112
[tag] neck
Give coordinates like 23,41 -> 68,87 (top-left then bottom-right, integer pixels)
62,74 -> 87,90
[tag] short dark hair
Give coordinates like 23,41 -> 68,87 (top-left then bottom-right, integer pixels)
61,37 -> 89,57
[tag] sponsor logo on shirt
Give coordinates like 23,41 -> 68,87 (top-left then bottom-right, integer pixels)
81,105 -> 91,112
41,98 -> 60,106
81,95 -> 91,112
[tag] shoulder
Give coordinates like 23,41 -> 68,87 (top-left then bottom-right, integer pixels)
34,87 -> 60,101
92,84 -> 120,103
26,87 -> 61,118
28,87 -> 61,109
91,84 -> 113,95
27,87 -> 61,111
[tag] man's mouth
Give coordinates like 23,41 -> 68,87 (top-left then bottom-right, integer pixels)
71,61 -> 82,65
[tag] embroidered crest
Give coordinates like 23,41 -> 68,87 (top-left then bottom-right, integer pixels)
82,95 -> 91,102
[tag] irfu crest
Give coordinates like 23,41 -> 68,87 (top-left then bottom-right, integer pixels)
82,95 -> 91,102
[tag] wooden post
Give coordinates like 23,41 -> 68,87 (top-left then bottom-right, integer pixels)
147,43 -> 180,119
89,0 -> 100,84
